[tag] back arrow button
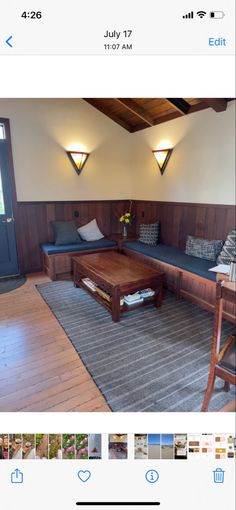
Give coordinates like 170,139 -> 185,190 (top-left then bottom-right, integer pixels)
6,36 -> 13,48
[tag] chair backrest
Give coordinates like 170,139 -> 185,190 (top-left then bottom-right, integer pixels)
212,281 -> 235,361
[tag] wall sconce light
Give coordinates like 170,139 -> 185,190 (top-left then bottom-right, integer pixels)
152,148 -> 173,175
66,151 -> 89,175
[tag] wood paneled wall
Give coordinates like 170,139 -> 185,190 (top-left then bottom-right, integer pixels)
16,200 -> 235,274
134,201 -> 235,250
16,200 -> 130,273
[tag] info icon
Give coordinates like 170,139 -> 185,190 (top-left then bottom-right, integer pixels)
145,469 -> 159,483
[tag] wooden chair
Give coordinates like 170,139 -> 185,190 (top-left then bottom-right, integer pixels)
201,280 -> 236,412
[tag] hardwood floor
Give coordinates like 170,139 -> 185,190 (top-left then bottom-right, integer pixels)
0,273 -> 110,412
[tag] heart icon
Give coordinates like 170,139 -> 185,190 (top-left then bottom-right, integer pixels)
78,470 -> 91,483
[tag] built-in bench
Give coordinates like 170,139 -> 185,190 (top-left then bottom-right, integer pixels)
122,241 -> 235,323
123,241 -> 216,281
41,239 -> 118,280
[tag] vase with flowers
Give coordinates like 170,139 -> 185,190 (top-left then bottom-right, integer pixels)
119,201 -> 135,238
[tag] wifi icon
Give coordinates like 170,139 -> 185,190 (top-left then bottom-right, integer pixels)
197,10 -> 207,18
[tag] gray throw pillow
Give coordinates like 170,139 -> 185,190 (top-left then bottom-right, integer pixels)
52,220 -> 82,246
217,229 -> 236,264
185,235 -> 223,261
139,221 -> 160,246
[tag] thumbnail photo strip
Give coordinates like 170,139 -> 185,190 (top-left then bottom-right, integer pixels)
0,433 -> 235,461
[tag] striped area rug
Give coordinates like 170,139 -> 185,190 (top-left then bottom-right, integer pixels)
37,281 -> 235,412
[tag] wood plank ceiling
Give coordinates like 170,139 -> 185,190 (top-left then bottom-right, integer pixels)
83,98 -> 230,132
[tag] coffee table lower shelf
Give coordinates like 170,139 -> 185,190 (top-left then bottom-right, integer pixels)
74,279 -> 162,322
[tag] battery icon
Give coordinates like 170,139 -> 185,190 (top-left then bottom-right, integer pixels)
210,11 -> 225,18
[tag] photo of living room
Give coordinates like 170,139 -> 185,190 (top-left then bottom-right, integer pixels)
109,434 -> 128,459
0,98 -> 235,413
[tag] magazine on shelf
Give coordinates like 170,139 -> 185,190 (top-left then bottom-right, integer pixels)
124,292 -> 143,303
124,296 -> 144,306
138,288 -> 155,298
82,278 -> 97,292
96,287 -> 111,302
208,264 -> 230,274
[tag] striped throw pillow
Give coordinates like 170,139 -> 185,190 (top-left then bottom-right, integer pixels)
185,236 -> 223,261
217,229 -> 236,264
139,221 -> 160,246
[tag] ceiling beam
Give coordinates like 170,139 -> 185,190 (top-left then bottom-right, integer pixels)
130,112 -> 182,132
188,102 -> 210,114
83,99 -> 132,132
115,98 -> 154,126
202,98 -> 227,112
166,98 -> 190,115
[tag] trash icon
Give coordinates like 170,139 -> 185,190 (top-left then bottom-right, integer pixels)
213,468 -> 225,483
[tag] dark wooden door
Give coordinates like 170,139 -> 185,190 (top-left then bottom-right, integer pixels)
0,120 -> 19,277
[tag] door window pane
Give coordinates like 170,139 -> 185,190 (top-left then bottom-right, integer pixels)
0,169 -> 5,214
0,124 -> 6,140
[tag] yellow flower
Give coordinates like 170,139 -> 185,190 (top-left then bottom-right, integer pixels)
126,212 -> 131,217
120,215 -> 124,222
125,218 -> 129,223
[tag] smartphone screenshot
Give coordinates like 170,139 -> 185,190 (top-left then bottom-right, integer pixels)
0,1 -> 235,509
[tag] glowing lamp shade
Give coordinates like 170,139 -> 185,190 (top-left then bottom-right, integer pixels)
152,148 -> 173,174
66,151 -> 89,175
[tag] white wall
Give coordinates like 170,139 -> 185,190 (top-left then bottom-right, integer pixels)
0,99 -> 132,201
0,98 -> 235,205
130,100 -> 235,205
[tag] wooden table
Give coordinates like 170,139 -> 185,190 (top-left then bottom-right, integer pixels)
216,272 -> 229,282
107,233 -> 137,251
73,251 -> 164,322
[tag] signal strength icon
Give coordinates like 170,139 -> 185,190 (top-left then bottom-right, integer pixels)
197,11 -> 207,18
182,11 -> 194,18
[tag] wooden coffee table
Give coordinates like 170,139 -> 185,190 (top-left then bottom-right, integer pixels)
73,251 -> 164,322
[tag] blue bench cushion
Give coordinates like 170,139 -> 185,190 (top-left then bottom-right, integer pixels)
41,239 -> 117,255
124,241 -> 216,281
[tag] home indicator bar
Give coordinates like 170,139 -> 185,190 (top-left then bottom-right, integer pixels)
76,504 -> 161,507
